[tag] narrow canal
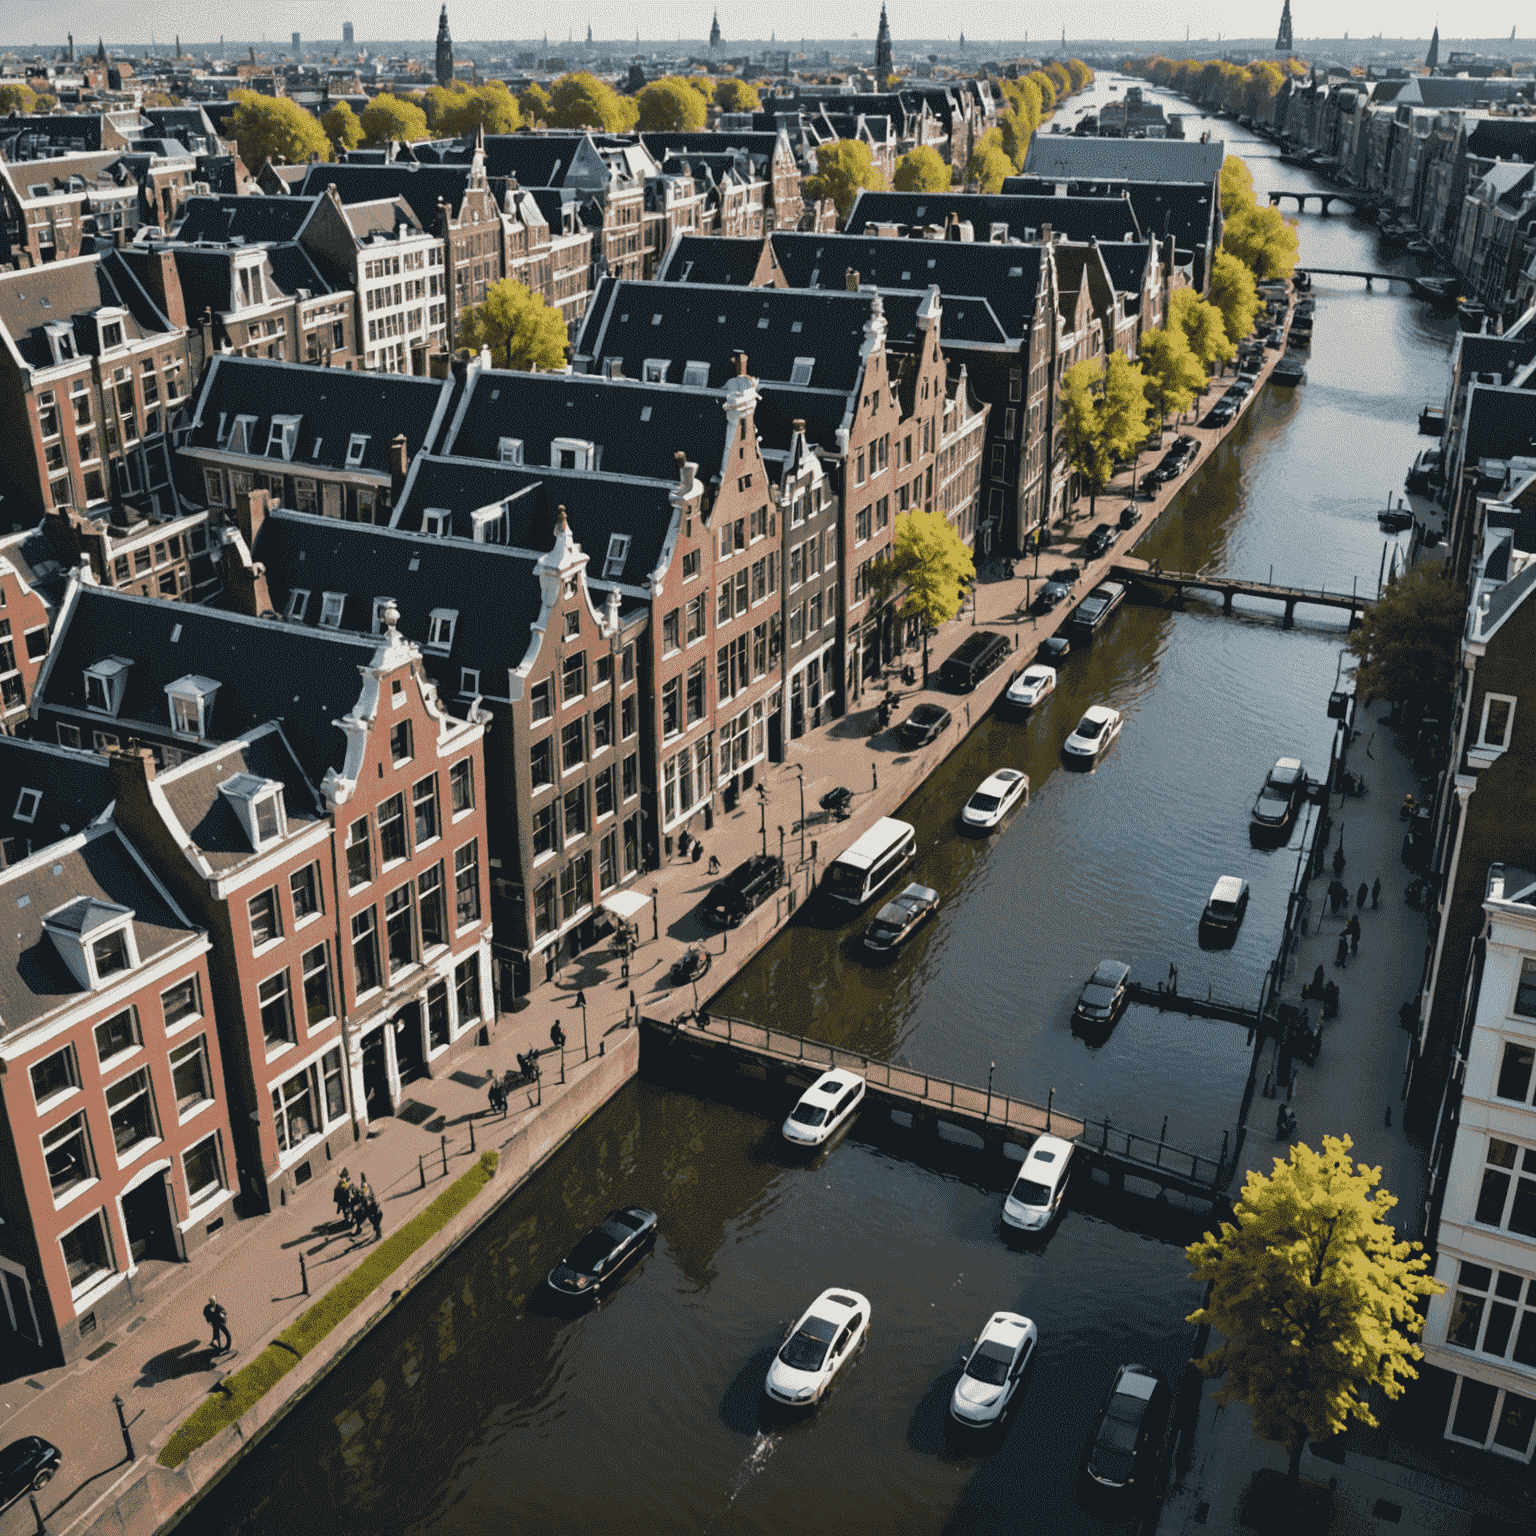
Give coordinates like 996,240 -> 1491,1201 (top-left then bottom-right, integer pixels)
201,79 -> 1457,1536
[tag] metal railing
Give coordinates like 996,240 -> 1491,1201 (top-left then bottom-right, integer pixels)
1092,1116 -> 1227,1190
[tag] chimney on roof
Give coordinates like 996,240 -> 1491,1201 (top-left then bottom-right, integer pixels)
845,268 -> 860,291
1040,222 -> 1052,243
391,434 -> 408,479
109,750 -> 158,819
674,450 -> 697,492
733,350 -> 748,377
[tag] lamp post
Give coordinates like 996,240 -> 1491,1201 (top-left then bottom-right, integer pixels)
778,824 -> 785,864
576,990 -> 589,1061
650,886 -> 659,941
985,1061 -> 996,1120
757,782 -> 769,858
795,763 -> 806,865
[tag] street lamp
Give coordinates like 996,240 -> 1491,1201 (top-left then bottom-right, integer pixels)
576,990 -> 589,1062
985,1061 -> 996,1119
757,782 -> 769,858
795,763 -> 806,865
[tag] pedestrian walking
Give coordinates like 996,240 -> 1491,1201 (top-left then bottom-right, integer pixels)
1327,880 -> 1343,916
1357,881 -> 1368,910
1371,877 -> 1381,910
1335,934 -> 1349,968
203,1295 -> 232,1354
367,1196 -> 383,1243
707,854 -> 721,874
1332,843 -> 1346,879
550,1021 -> 566,1053
1168,961 -> 1178,994
1346,914 -> 1360,957
333,1169 -> 351,1222
1399,999 -> 1417,1031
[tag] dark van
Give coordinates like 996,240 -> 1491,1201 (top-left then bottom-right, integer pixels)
703,854 -> 785,926
939,631 -> 1010,693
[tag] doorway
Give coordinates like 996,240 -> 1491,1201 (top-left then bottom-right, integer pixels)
394,1003 -> 427,1083
361,1029 -> 392,1118
122,1174 -> 177,1264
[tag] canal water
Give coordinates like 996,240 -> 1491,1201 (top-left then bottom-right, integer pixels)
202,78 -> 1457,1536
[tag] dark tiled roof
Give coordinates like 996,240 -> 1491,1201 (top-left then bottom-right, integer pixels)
184,355 -> 452,478
640,130 -> 785,166
1003,176 -> 1216,252
767,232 -> 1045,339
391,454 -> 676,587
342,197 -> 422,241
0,826 -> 198,1035
1020,137 -> 1225,186
441,368 -> 731,483
654,234 -> 765,285
848,190 -> 1142,245
0,250 -> 175,370
250,510 -> 551,698
174,193 -> 318,245
157,726 -> 325,876
1482,559 -> 1536,639
474,135 -> 589,187
1465,386 -> 1536,469
295,162 -> 475,228
36,584 -> 380,786
0,739 -> 113,850
1098,240 -> 1158,296
1458,334 -> 1536,385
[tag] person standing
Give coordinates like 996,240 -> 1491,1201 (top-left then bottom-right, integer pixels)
1347,914 -> 1361,957
1371,877 -> 1381,910
550,1021 -> 566,1053
1332,842 -> 1346,879
333,1169 -> 351,1224
1357,881 -> 1368,911
367,1194 -> 383,1243
203,1296 -> 231,1354
1335,934 -> 1349,968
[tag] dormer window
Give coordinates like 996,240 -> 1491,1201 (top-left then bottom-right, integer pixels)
14,788 -> 41,824
99,320 -> 124,352
319,593 -> 345,628
683,361 -> 709,387
43,897 -> 140,991
165,674 -> 220,738
218,773 -> 288,850
497,437 -> 523,465
83,657 -> 131,716
266,415 -> 302,461
287,589 -> 310,622
226,414 -> 258,454
551,437 -> 596,471
643,359 -> 668,383
424,509 -> 451,537
346,434 -> 370,467
790,357 -> 815,386
45,322 -> 75,364
471,506 -> 505,544
603,534 -> 631,578
371,598 -> 394,635
427,608 -> 457,649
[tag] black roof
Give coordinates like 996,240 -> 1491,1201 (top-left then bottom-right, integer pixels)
0,738 -> 112,851
767,232 -> 1046,339
158,244 -> 338,324
848,190 -> 1143,245
294,161 -> 478,228
0,250 -> 176,370
468,135 -> 594,187
640,130 -> 787,167
1464,385 -> 1536,470
0,825 -> 200,1035
249,510 -> 554,702
185,355 -> 453,478
174,193 -> 318,245
1003,175 -> 1215,252
36,583 -> 381,786
1097,240 -> 1158,297
654,233 -> 765,285
441,367 -> 732,483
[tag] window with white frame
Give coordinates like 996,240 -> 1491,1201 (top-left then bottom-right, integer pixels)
1475,1137 -> 1536,1238
265,416 -> 302,461
162,974 -> 202,1029
424,508 -> 451,537
218,774 -> 287,850
165,674 -> 219,737
345,433 -> 369,467
271,1062 -> 318,1153
170,1035 -> 212,1114
44,1112 -> 95,1198
14,787 -> 41,823
59,1210 -> 114,1293
287,588 -> 310,622
603,533 -> 631,579
459,668 -> 480,696
471,506 -> 505,544
319,592 -> 345,628
683,361 -> 709,387
371,598 -> 393,635
83,657 -> 131,715
427,608 -> 457,648
1478,693 -> 1517,753
30,1045 -> 79,1108
105,1066 -> 158,1155
1445,1370 -> 1536,1460
182,1134 -> 225,1204
790,356 -> 815,386
1516,958 -> 1536,1019
497,437 -> 523,465
226,414 -> 258,454
643,359 -> 668,383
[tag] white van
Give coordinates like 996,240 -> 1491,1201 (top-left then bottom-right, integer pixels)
824,818 -> 917,908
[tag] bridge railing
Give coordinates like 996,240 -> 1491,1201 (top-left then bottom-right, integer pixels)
1092,1116 -> 1226,1189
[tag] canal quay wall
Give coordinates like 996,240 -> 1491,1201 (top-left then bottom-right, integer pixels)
17,1033 -> 638,1536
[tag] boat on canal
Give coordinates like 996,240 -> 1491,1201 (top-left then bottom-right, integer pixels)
1271,354 -> 1307,387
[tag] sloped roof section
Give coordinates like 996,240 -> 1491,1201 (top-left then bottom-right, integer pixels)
1020,136 -> 1224,186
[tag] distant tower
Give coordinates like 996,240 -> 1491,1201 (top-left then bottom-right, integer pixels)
586,22 -> 593,46
343,22 -> 355,46
435,5 -> 453,87
958,32 -> 965,49
710,11 -> 721,50
1276,0 -> 1293,52
1425,26 -> 1439,68
292,32 -> 301,54
875,4 -> 893,81
96,36 -> 107,63
66,32 -> 73,62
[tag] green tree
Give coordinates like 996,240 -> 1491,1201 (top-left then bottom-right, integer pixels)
1345,565 -> 1464,709
893,145 -> 950,192
456,279 -> 569,372
804,139 -> 887,225
636,77 -> 709,131
547,72 -> 637,132
876,509 -> 977,684
1139,324 -> 1207,426
1223,202 -> 1299,281
321,101 -> 364,155
716,78 -> 760,113
1187,1136 -> 1441,1500
1209,249 -> 1266,346
996,108 -> 1032,171
1028,69 -> 1057,113
359,92 -> 430,145
518,81 -> 551,125
1102,351 -> 1154,465
438,81 -> 522,136
1170,287 -> 1237,375
1059,358 -> 1112,517
966,137 -> 1014,194
229,90 -> 329,169
1015,74 -> 1044,132
1220,153 -> 1257,216
0,83 -> 39,113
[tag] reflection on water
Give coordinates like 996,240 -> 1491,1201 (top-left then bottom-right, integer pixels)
203,81 -> 1457,1536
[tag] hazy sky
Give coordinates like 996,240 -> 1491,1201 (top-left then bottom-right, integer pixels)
2,0 -> 1526,48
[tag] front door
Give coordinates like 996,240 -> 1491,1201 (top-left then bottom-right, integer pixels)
394,1003 -> 427,1083
122,1174 -> 177,1264
361,1029 -> 392,1118
2,1268 -> 38,1342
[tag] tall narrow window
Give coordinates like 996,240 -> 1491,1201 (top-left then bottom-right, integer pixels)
259,971 -> 295,1048
378,793 -> 408,864
352,908 -> 381,994
454,840 -> 481,927
385,884 -> 416,976
413,774 -> 440,844
346,816 -> 373,887
418,863 -> 447,948
301,943 -> 333,1027
450,758 -> 474,814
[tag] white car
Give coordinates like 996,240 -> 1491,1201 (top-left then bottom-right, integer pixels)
950,1311 -> 1038,1427
1002,1134 -> 1077,1232
1005,664 -> 1056,710
764,1288 -> 871,1408
782,1069 -> 866,1148
1063,704 -> 1123,763
961,768 -> 1029,831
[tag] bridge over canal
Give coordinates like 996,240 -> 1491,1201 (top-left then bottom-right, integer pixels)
1267,189 -> 1368,214
1110,561 -> 1369,627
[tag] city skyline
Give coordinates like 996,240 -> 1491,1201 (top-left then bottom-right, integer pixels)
0,1 -> 1528,51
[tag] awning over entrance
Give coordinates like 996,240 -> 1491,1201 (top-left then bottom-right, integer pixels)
600,889 -> 652,924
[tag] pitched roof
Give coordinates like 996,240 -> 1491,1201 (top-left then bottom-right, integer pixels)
654,233 -> 766,285
0,738 -> 113,851
296,162 -> 476,228
0,251 -> 176,371
184,355 -> 453,479
1464,385 -> 1536,470
35,583 -> 380,786
174,193 -> 319,245
341,196 -> 423,242
848,190 -> 1142,245
1020,136 -> 1225,187
0,824 -> 199,1035
1002,175 -> 1216,253
440,367 -> 732,483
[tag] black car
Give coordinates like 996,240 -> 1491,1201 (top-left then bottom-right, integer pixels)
1033,579 -> 1072,614
1117,502 -> 1141,530
547,1207 -> 658,1301
1084,523 -> 1116,559
0,1438 -> 60,1516
1250,756 -> 1307,837
863,881 -> 940,954
1036,634 -> 1071,664
1067,582 -> 1126,635
1083,1364 -> 1173,1493
704,853 -> 786,926
898,702 -> 953,748
1072,960 -> 1131,1029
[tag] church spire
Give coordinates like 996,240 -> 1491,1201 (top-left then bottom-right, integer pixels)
435,5 -> 453,87
1425,26 -> 1440,69
710,11 -> 721,49
1275,0 -> 1293,52
875,3 -> 893,83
